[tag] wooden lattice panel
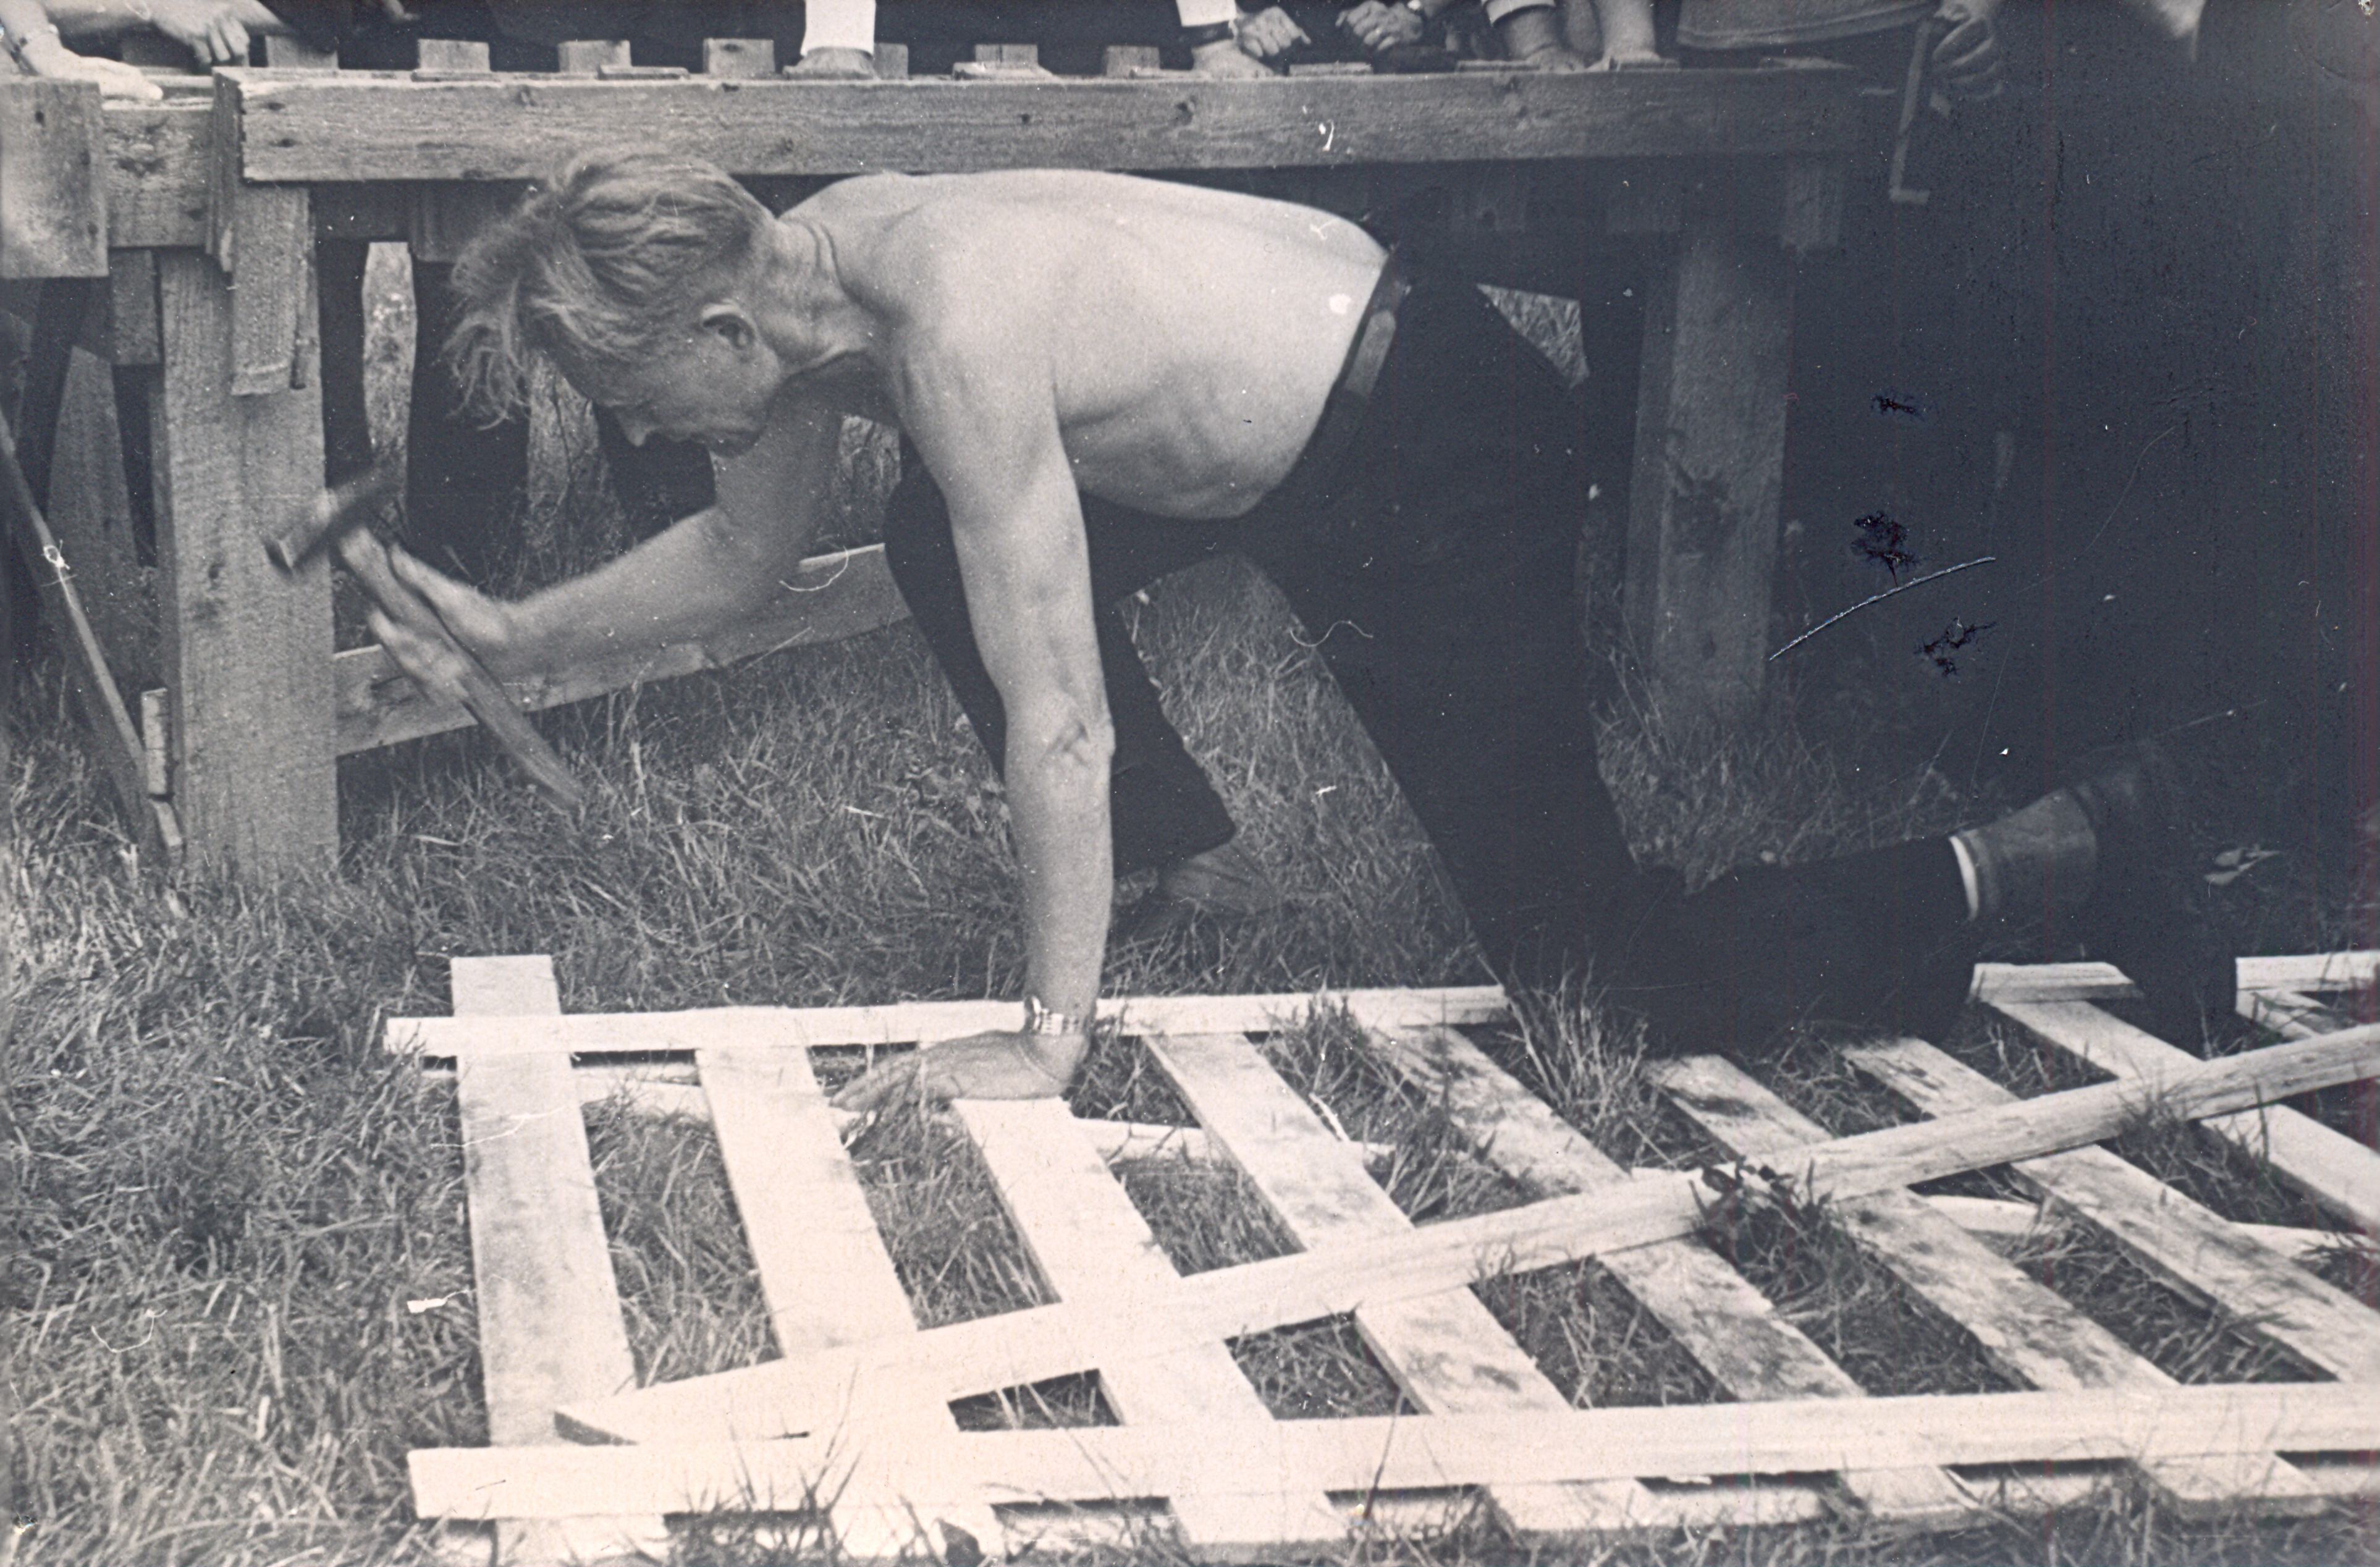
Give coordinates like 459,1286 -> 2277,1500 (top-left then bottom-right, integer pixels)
395,955 -> 2380,1563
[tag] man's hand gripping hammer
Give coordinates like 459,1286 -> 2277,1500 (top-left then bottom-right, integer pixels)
266,464 -> 588,811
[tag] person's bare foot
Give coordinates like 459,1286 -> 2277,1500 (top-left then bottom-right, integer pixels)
785,46 -> 877,78
830,1028 -> 1086,1113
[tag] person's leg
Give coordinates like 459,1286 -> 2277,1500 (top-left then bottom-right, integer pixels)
1252,276 -> 1636,991
591,402 -> 716,543
1628,743 -> 2235,1052
403,260 -> 529,586
880,462 -> 1247,881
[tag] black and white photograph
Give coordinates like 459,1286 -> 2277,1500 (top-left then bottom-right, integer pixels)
2,0 -> 2376,1561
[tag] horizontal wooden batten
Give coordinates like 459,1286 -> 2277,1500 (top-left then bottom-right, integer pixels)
333,543 -> 907,755
413,1382 -> 2378,1521
388,985 -> 1513,1060
219,65 -> 1859,184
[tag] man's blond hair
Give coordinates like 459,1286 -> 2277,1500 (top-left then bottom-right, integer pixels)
446,150 -> 776,423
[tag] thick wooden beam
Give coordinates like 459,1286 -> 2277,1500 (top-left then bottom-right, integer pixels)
208,77 -> 313,395
1,79 -> 109,279
219,65 -> 1859,184
152,251 -> 335,873
1625,179 -> 1794,717
102,103 -> 211,250
559,1024 -> 2380,1445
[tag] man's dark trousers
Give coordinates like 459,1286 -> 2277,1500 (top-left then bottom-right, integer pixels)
883,271 -> 1977,1042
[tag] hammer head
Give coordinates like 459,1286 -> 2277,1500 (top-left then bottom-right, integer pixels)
264,462 -> 402,574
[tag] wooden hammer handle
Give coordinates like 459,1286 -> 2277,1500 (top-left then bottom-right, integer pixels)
336,531 -> 588,812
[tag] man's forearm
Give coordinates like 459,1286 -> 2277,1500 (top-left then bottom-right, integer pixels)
500,505 -> 800,675
1004,729 -> 1114,1025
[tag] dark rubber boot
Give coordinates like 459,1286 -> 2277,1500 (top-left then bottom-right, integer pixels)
2062,743 -> 2238,1046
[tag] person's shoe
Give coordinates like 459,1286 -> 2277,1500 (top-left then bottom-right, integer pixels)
2062,742 -> 2237,1045
1112,839 -> 1283,948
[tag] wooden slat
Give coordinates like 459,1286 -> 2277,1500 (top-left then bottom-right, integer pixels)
696,1046 -> 1002,1563
0,79 -> 108,278
419,1380 -> 2380,1521
153,250 -> 336,871
0,408 -> 178,866
388,986 -> 1514,1059
1973,953 -> 2380,1005
221,65 -> 1860,184
958,1099 -> 1345,1560
559,1023 -> 2380,1445
2245,991 -> 2352,1041
415,38 -> 492,78
1849,1038 -> 2380,1383
1359,1025 -> 1972,1524
1655,1055 -> 2322,1518
1150,1033 -> 1684,1538
1993,998 -> 2380,1236
1919,1192 -> 2369,1265
449,955 -> 669,1566
556,40 -> 634,74
335,543 -> 908,754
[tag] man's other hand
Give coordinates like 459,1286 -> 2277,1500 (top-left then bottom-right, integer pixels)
830,1029 -> 1087,1114
146,0 -> 282,64
1233,6 -> 1309,59
1930,0 -> 2003,99
1341,1 -> 1425,53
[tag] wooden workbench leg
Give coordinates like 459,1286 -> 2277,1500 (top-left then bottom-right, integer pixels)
151,251 -> 335,876
1624,210 -> 1794,719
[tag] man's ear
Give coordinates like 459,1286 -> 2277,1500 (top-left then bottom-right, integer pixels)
698,303 -> 759,353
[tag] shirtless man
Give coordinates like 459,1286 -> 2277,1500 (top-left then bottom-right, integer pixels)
382,154 -> 2232,1110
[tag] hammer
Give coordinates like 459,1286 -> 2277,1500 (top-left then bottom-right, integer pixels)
266,464 -> 588,812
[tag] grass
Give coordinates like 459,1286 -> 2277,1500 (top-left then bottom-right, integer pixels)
4,264 -> 2378,1566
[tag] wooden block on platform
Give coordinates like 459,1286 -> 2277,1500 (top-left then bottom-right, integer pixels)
1,78 -> 109,279
1103,45 -> 1162,75
704,37 -> 776,76
869,43 -> 908,78
263,35 -> 339,69
413,37 -> 491,79
1288,61 -> 1374,75
973,41 -> 1040,65
556,39 -> 633,74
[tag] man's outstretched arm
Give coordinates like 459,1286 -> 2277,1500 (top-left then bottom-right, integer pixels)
835,319 -> 1112,1111
381,401 -> 843,689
